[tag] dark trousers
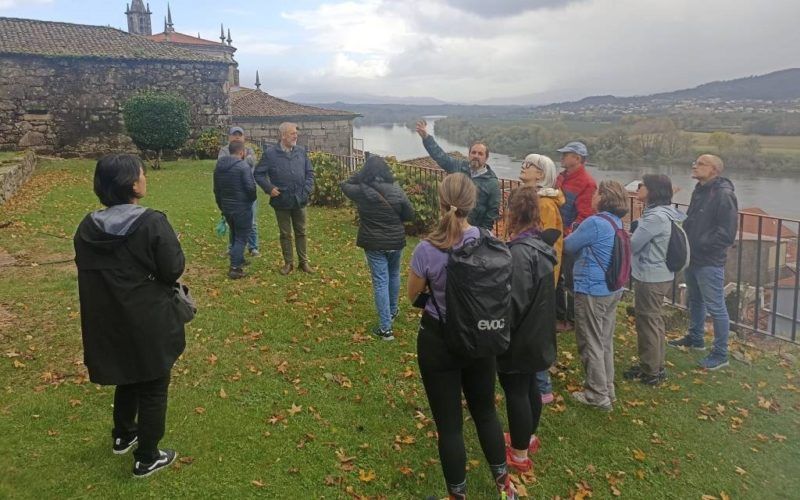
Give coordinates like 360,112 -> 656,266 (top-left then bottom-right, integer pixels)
417,314 -> 506,486
556,252 -> 575,322
498,372 -> 542,451
225,208 -> 253,269
274,207 -> 308,265
113,373 -> 171,463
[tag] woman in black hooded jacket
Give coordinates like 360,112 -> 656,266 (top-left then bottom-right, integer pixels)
498,185 -> 558,473
341,155 -> 415,339
74,154 -> 185,478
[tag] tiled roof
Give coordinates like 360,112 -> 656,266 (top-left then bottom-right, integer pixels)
741,207 -> 798,238
231,87 -> 359,119
148,31 -> 225,47
0,17 -> 226,63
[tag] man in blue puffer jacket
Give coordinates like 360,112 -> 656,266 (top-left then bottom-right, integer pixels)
254,122 -> 315,275
214,141 -> 256,279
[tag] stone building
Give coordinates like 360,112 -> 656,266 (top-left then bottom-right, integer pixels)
0,3 -> 357,157
0,17 -> 232,155
231,82 -> 359,156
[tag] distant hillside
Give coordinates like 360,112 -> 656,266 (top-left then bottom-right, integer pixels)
540,68 -> 800,110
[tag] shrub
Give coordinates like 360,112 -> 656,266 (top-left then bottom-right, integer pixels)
309,151 -> 349,207
385,157 -> 440,236
308,152 -> 442,236
195,128 -> 224,159
123,92 -> 190,168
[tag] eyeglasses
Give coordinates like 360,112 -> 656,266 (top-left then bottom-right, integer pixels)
521,162 -> 533,170
692,160 -> 708,167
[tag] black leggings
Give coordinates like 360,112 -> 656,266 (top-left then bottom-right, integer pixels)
113,373 -> 171,463
417,314 -> 506,486
498,372 -> 542,450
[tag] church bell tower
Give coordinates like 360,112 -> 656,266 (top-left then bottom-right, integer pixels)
126,0 -> 153,36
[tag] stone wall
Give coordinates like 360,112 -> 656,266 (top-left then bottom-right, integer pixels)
0,150 -> 36,205
240,118 -> 354,156
0,54 -> 232,156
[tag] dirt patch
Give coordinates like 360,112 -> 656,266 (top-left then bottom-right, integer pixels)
0,248 -> 15,267
0,303 -> 17,337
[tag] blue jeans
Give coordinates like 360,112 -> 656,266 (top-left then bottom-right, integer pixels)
365,249 -> 402,331
248,198 -> 259,251
225,208 -> 252,269
535,370 -> 552,394
685,265 -> 730,357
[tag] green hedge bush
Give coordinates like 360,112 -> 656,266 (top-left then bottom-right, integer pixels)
309,152 -> 441,236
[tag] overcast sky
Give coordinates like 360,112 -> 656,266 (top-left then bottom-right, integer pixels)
2,0 -> 799,103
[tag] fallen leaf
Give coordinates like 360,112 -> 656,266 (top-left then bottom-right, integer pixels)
219,387 -> 228,399
358,469 -> 376,483
632,449 -> 646,461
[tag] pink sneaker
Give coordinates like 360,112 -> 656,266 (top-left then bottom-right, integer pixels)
505,447 -> 533,473
504,433 -> 541,454
541,392 -> 554,405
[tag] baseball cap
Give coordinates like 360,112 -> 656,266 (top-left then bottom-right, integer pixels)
229,126 -> 244,135
557,141 -> 588,157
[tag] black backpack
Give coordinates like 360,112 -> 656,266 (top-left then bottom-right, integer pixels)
666,220 -> 690,273
430,229 -> 512,359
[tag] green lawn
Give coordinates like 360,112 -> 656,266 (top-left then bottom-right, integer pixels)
0,158 -> 798,499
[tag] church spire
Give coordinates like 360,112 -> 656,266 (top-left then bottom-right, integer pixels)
165,3 -> 174,33
227,28 -> 232,46
220,24 -> 226,43
255,70 -> 261,90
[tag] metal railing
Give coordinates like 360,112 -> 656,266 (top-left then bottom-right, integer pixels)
319,152 -> 800,344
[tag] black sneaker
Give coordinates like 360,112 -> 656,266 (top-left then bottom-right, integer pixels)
133,449 -> 178,478
371,326 -> 394,341
667,335 -> 706,351
622,365 -> 644,381
391,310 -> 400,321
112,435 -> 138,455
228,267 -> 246,279
640,369 -> 667,386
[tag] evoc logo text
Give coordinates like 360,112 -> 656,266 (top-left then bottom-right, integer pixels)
477,319 -> 505,331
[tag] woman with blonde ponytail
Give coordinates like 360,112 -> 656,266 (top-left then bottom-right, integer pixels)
408,173 -> 517,500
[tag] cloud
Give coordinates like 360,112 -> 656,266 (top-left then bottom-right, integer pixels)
434,0 -> 589,17
0,0 -> 51,9
269,0 -> 800,102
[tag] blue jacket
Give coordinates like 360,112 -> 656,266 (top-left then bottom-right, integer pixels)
631,205 -> 685,283
254,144 -> 315,210
564,211 -> 621,296
213,156 -> 256,214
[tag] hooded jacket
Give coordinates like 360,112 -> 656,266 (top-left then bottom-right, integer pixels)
213,155 -> 257,214
254,144 -> 315,210
74,206 -> 186,386
497,232 -> 558,374
631,204 -> 686,283
538,187 -> 565,284
422,135 -> 500,230
341,175 -> 415,251
683,176 -> 738,267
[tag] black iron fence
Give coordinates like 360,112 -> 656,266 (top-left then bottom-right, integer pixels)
313,152 -> 800,344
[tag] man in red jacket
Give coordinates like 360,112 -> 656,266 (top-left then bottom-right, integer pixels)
555,141 -> 597,330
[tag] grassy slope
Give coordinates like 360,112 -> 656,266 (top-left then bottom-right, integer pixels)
0,159 -> 798,499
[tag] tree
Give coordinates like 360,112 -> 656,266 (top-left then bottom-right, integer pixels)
123,92 -> 190,169
708,131 -> 735,154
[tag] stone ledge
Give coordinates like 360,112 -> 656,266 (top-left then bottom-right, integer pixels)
0,150 -> 37,205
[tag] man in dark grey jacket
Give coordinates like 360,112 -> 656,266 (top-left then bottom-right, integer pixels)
254,122 -> 315,274
214,141 -> 257,279
218,126 -> 260,256
669,154 -> 738,371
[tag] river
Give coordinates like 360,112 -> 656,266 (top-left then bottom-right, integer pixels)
355,119 -> 800,220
